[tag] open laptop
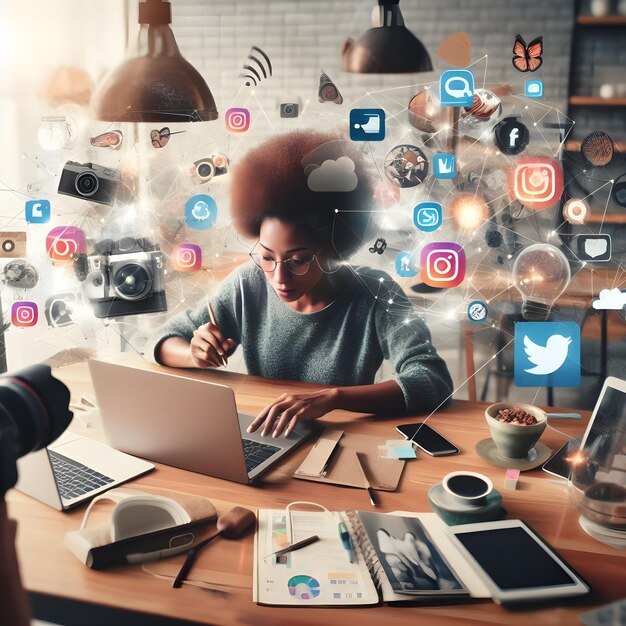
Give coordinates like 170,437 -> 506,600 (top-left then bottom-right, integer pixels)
88,359 -> 313,484
16,432 -> 154,511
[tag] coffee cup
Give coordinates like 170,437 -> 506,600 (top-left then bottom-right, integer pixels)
442,471 -> 493,505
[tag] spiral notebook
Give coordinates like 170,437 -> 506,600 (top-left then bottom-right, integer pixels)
253,509 -> 490,606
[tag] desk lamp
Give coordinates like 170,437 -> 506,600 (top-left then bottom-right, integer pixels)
92,0 -> 218,123
341,0 -> 432,73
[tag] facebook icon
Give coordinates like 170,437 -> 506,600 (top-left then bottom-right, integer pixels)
433,153 -> 456,179
25,199 -> 51,224
494,117 -> 529,155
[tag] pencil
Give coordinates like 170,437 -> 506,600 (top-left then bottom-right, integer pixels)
207,302 -> 227,366
264,535 -> 320,560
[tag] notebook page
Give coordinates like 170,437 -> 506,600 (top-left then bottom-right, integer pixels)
254,509 -> 378,606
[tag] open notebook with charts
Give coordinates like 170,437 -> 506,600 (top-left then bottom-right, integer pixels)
254,509 -> 490,606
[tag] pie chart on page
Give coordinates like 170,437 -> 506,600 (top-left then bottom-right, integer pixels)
287,575 -> 321,600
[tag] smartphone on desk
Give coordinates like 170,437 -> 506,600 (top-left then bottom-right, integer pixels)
396,422 -> 459,456
542,439 -> 581,480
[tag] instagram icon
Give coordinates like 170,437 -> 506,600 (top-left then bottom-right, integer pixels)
172,243 -> 202,272
511,157 -> 564,210
46,226 -> 87,262
11,301 -> 38,327
420,242 -> 466,288
225,108 -> 250,133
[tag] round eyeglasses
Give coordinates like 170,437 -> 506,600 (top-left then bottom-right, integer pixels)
249,252 -> 317,276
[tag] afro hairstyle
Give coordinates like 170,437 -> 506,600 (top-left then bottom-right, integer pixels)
229,130 -> 376,259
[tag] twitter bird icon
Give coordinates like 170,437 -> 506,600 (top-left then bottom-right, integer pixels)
514,322 -> 580,387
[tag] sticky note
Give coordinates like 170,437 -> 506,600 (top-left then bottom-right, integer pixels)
504,468 -> 520,490
378,442 -> 417,459
385,439 -> 413,448
389,447 -> 417,459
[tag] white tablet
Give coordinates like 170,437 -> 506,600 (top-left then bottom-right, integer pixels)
447,519 -> 589,604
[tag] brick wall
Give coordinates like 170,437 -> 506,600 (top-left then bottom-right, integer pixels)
170,0 -> 576,117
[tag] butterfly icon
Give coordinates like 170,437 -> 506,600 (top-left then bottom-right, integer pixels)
512,34 -> 543,72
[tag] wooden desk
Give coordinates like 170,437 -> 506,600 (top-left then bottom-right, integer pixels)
6,357 -> 625,625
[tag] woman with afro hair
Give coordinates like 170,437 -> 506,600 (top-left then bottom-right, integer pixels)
147,131 -> 452,438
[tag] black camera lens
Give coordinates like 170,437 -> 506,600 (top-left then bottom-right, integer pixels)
0,365 -> 72,493
2,239 -> 15,253
196,161 -> 214,180
113,263 -> 152,301
75,171 -> 100,197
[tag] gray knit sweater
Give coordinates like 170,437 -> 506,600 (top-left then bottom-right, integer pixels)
146,263 -> 453,414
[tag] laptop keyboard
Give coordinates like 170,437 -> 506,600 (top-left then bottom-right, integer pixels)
242,438 -> 281,472
49,450 -> 114,500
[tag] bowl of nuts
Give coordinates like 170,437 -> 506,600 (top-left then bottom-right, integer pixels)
485,403 -> 547,459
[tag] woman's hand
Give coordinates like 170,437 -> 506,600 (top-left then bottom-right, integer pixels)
247,388 -> 339,438
189,323 -> 237,368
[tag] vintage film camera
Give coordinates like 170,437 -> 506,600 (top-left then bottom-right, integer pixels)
81,237 -> 167,318
58,161 -> 121,207
190,154 -> 229,184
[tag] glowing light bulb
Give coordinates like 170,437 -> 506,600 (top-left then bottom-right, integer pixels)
450,192 -> 489,231
512,244 -> 571,321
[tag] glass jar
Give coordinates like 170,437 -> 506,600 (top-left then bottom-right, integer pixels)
568,385 -> 626,549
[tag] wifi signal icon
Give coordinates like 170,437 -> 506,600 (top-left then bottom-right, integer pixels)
241,46 -> 273,87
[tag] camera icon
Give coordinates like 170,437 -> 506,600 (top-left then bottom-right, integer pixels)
512,158 -> 563,210
11,301 -> 38,327
421,242 -> 466,288
225,108 -> 250,133
172,244 -> 202,272
45,226 -> 86,263
280,101 -> 301,118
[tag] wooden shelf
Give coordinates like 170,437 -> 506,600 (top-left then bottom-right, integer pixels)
565,140 -> 626,152
576,15 -> 626,25
584,214 -> 626,224
569,96 -> 626,106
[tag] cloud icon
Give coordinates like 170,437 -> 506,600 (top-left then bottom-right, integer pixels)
592,288 -> 626,310
306,156 -> 358,192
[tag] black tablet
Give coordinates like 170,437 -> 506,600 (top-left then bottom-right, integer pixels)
447,520 -> 589,604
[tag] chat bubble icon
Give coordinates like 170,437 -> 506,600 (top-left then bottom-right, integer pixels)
584,238 -> 608,259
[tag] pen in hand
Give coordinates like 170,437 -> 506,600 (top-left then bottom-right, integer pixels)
207,302 -> 227,366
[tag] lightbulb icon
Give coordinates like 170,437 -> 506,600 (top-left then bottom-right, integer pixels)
512,244 -> 571,321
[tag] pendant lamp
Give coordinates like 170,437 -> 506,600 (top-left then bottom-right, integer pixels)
92,0 -> 218,123
341,0 -> 433,74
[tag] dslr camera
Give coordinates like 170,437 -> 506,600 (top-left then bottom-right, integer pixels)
58,161 -> 121,207
191,154 -> 229,184
0,365 -> 72,497
81,237 -> 167,318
